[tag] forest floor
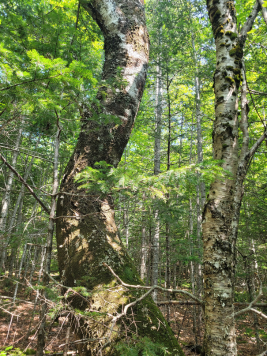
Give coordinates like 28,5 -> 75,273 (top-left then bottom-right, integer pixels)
0,279 -> 266,355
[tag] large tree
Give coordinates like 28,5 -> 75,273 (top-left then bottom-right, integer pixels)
56,0 -> 183,355
202,0 -> 267,355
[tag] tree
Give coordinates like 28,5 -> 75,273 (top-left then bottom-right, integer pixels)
202,0 -> 267,354
55,0 -> 183,355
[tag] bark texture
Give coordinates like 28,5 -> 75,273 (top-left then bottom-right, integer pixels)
56,1 -> 183,355
203,1 -> 261,355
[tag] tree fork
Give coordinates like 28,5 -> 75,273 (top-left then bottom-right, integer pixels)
56,1 -> 183,355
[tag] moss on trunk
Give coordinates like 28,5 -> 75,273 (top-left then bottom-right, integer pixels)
56,0 -> 184,355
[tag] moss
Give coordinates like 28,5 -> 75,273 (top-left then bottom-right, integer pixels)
225,31 -> 237,40
234,74 -> 241,87
233,68 -> 241,74
225,76 -> 235,84
226,66 -> 234,71
215,25 -> 224,38
226,1 -> 235,12
230,32 -> 238,40
229,44 -> 243,58
229,48 -> 236,56
220,42 -> 226,46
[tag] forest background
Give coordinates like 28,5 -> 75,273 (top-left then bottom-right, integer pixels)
0,0 -> 267,355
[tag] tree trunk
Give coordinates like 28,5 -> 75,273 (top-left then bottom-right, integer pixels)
0,123 -> 23,270
140,193 -> 147,280
203,1 -> 261,355
56,1 -> 183,355
37,125 -> 61,356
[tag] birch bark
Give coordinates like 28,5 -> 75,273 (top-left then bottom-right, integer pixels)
151,51 -> 162,302
258,0 -> 267,25
203,1 -> 263,355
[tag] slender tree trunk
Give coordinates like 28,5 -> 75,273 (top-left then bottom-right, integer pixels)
203,1 -> 262,354
178,115 -> 184,167
0,124 -> 23,269
151,50 -> 162,302
192,33 -> 204,344
165,84 -> 171,320
2,150 -> 36,272
37,125 -> 61,356
123,204 -> 129,249
56,1 -> 183,355
140,193 -> 147,280
244,238 -> 261,352
152,208 -> 160,301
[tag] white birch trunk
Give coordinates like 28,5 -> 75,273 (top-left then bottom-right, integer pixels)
203,1 -> 261,354
151,56 -> 162,302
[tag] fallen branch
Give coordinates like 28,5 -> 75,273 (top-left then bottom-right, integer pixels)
0,295 -> 34,305
157,300 -> 267,307
257,350 -> 267,356
59,337 -> 108,348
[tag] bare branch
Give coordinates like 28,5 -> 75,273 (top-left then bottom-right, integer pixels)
103,263 -> 203,305
249,308 -> 267,319
0,153 -> 50,214
234,278 -> 266,318
249,89 -> 267,96
249,131 -> 267,157
0,144 -> 53,163
257,350 -> 267,356
59,337 -> 108,348
157,300 -> 267,307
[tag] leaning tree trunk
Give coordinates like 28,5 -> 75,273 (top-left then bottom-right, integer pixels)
203,1 -> 262,355
56,1 -> 183,355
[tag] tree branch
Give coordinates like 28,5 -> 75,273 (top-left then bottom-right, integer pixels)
0,74 -> 62,92
103,263 -> 203,305
0,153 -> 50,214
240,1 -> 261,39
240,61 -> 249,160
157,300 -> 267,307
258,0 -> 267,26
234,278 -> 266,318
249,131 -> 267,157
249,89 -> 267,96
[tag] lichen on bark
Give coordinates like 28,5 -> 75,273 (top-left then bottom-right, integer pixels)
203,0 -> 261,355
